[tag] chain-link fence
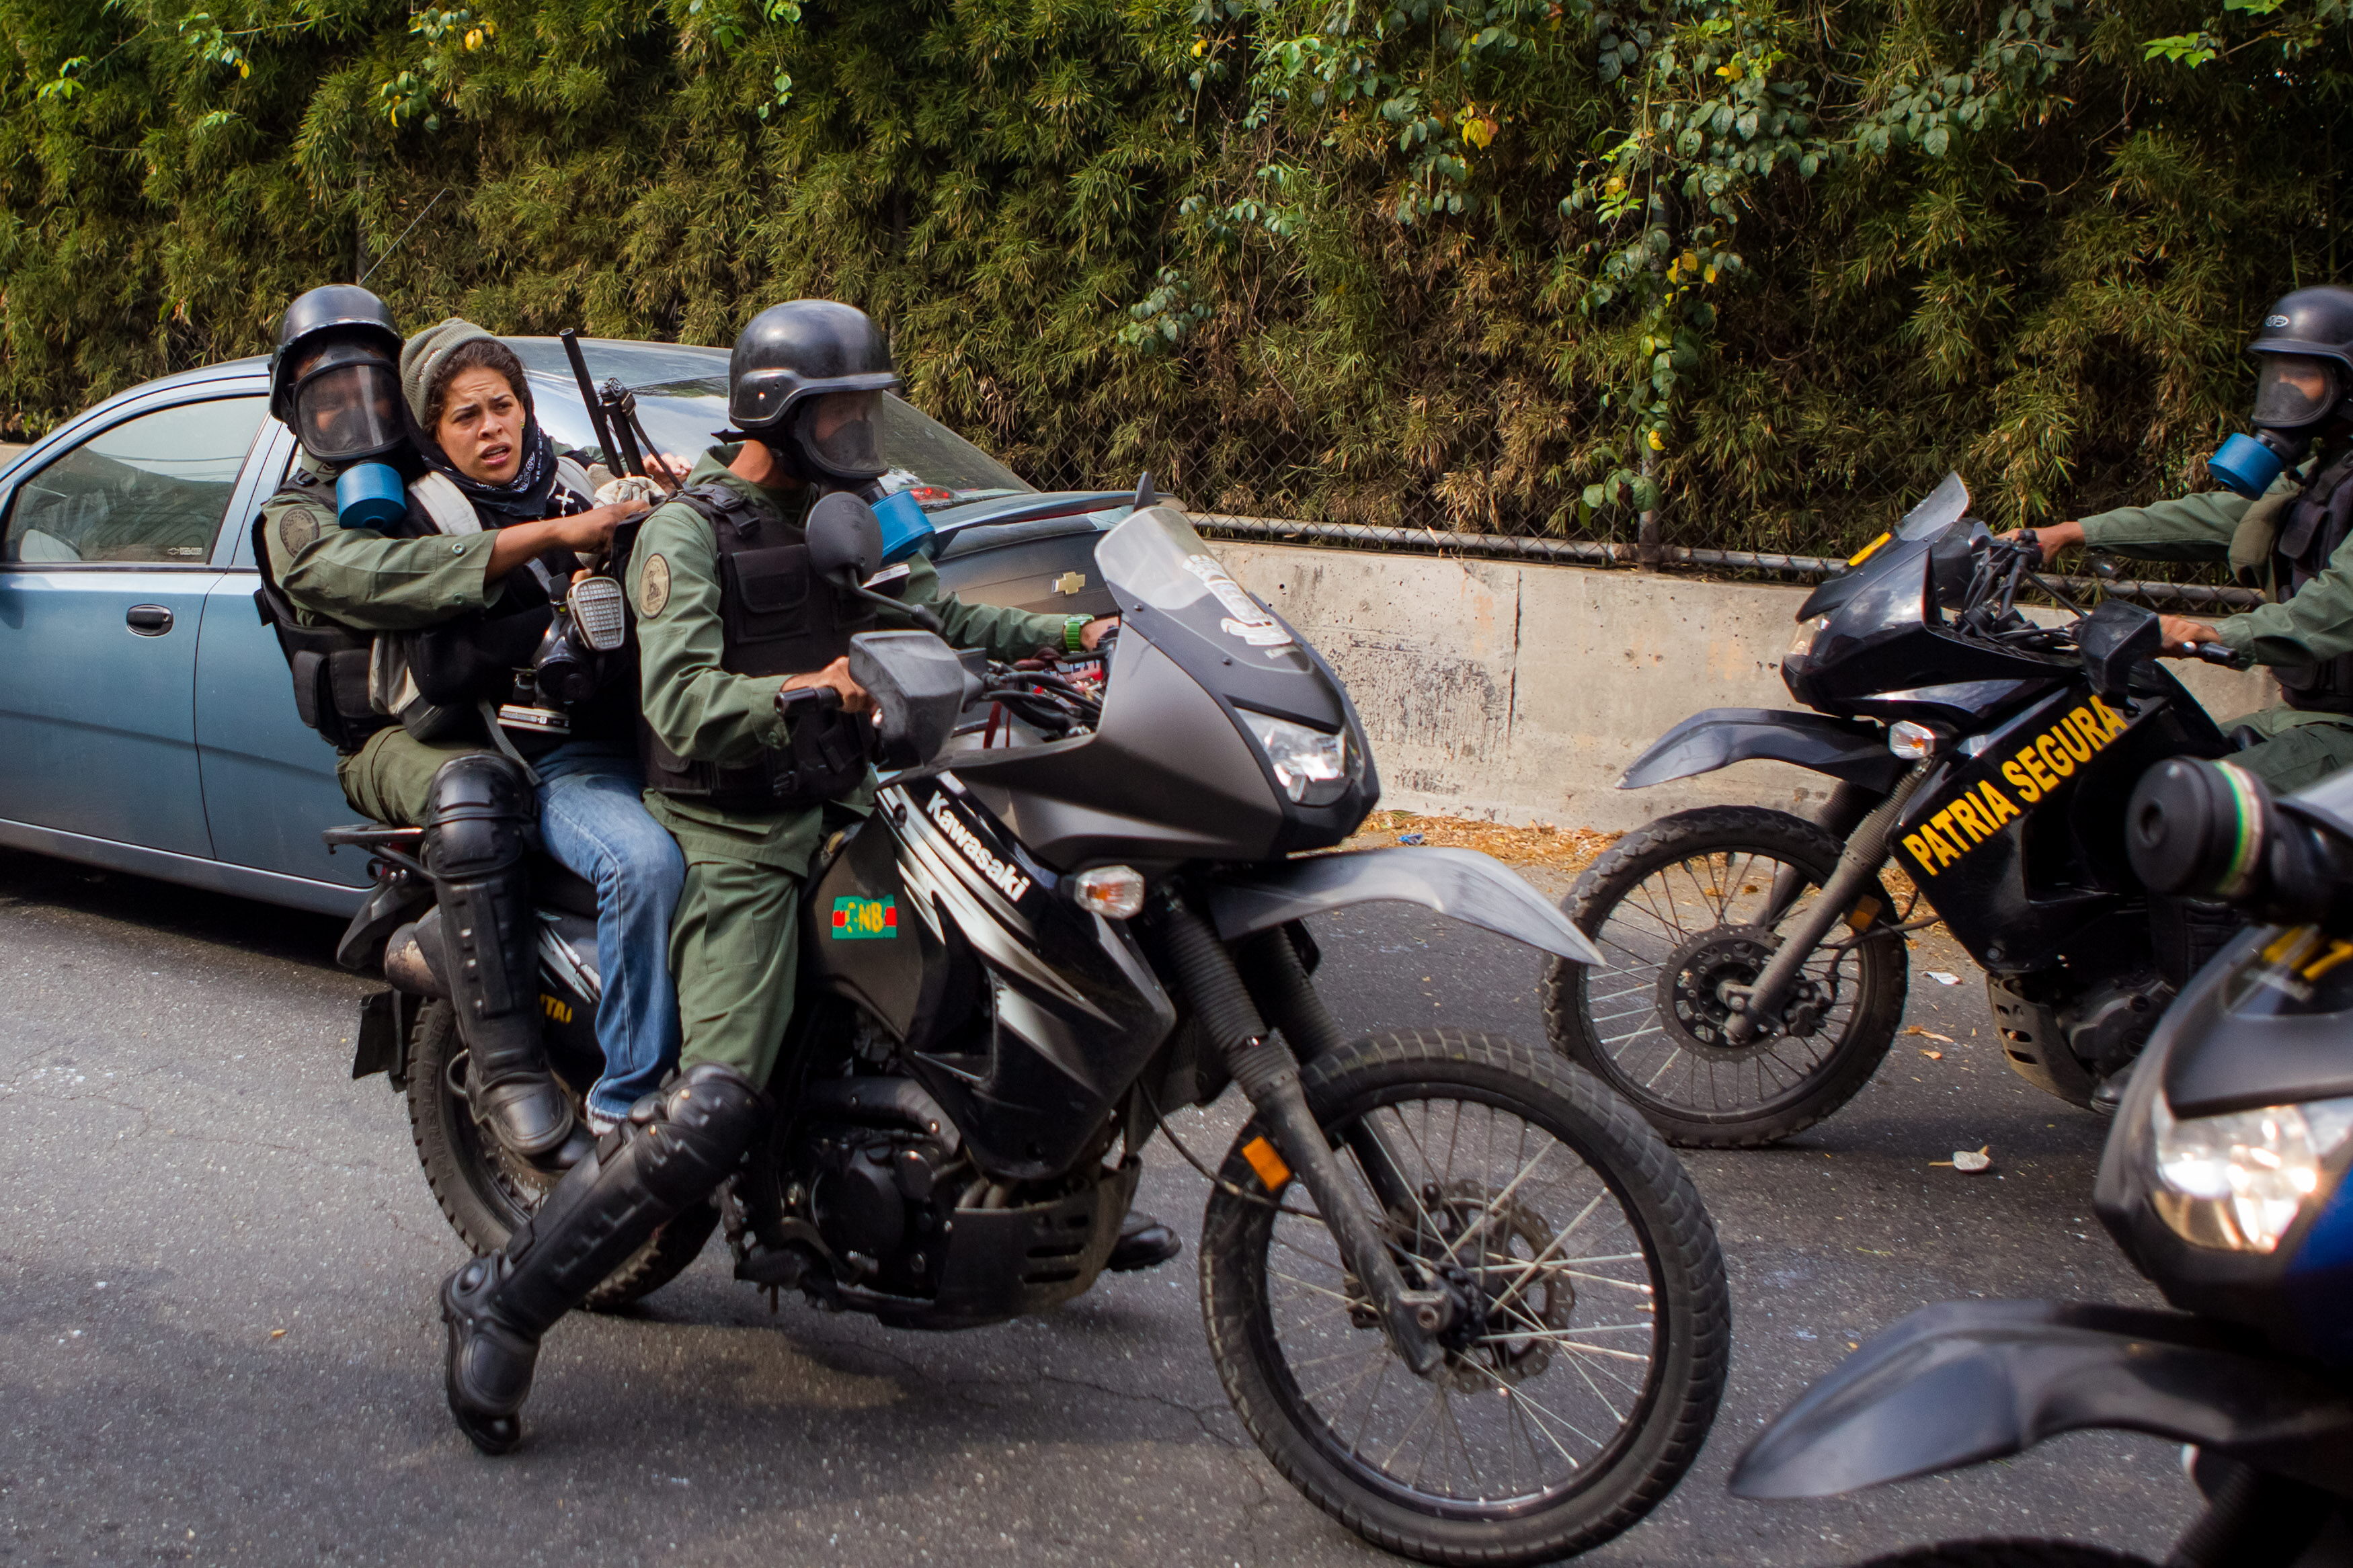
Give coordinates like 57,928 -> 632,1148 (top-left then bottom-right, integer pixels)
1008,427 -> 2259,612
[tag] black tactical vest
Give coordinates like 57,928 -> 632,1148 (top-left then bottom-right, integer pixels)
641,480 -> 877,811
251,473 -> 395,755
2271,446 -> 2353,714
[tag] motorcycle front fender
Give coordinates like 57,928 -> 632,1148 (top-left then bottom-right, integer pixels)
1730,1298 -> 2353,1502
1623,707 -> 1903,792
1206,845 -> 1603,966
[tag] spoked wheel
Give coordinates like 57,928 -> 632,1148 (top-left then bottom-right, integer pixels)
1201,1030 -> 1728,1566
1540,806 -> 1907,1147
403,999 -> 714,1311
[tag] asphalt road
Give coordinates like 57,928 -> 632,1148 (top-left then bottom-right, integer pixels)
0,848 -> 2196,1567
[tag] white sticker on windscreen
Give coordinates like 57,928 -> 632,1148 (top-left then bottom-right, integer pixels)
1185,555 -> 1293,649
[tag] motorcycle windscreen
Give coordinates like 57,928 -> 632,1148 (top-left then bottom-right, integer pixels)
1094,507 -> 1347,732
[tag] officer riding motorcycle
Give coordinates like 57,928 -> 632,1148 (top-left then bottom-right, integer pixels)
253,290 -> 668,1173
438,300 -> 1176,1453
2019,285 -> 2353,794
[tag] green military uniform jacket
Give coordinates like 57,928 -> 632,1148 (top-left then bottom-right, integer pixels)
2076,458 -> 2353,679
257,461 -> 508,632
627,446 -> 1076,878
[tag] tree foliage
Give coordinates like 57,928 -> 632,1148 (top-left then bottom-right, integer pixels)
1,0 -> 2349,553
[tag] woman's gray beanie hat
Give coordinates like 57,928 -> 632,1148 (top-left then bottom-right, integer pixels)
399,317 -> 504,428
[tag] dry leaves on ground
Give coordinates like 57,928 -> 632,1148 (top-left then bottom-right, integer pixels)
1341,811 -> 1622,874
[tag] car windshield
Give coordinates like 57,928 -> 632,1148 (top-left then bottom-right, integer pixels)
506,338 -> 1033,509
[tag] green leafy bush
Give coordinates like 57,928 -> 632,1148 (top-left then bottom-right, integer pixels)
1,0 -> 2346,554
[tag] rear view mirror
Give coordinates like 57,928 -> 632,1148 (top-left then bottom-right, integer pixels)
2078,598 -> 2161,697
850,630 -> 982,770
807,492 -> 884,583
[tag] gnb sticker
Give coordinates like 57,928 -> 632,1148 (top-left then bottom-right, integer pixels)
830,896 -> 898,939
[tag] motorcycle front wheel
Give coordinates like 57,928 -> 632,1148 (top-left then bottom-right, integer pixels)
1200,1030 -> 1728,1567
403,999 -> 715,1311
1541,805 -> 1908,1147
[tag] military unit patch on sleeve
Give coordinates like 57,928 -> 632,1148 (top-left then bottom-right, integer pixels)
277,505 -> 323,554
638,552 -> 671,617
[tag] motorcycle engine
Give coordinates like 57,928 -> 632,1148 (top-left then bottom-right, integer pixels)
2061,971 -> 2171,1078
803,1126 -> 959,1288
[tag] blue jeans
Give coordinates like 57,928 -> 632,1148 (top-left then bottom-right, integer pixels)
534,742 -> 684,1122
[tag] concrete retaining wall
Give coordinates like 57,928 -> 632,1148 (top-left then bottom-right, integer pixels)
1217,542 -> 2276,832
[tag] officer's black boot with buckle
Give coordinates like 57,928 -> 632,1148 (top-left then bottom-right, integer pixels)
424,754 -> 589,1171
442,1062 -> 768,1454
1108,1208 -> 1182,1272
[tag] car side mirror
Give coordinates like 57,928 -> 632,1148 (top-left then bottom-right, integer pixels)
807,491 -> 884,584
2078,598 -> 2161,698
850,630 -> 982,769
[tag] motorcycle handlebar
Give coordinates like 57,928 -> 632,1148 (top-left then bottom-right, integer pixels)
2194,641 -> 2253,669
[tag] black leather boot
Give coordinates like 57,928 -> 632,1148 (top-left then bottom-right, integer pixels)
424,754 -> 588,1171
442,1063 -> 768,1453
1107,1208 -> 1181,1272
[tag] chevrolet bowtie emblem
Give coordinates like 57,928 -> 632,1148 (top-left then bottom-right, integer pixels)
1053,571 -> 1086,595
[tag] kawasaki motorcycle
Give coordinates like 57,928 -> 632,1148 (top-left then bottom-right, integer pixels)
1726,757 -> 2353,1568
1544,474 -> 2252,1147
331,501 -> 1730,1566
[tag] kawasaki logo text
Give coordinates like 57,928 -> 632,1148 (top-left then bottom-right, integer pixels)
927,794 -> 1033,902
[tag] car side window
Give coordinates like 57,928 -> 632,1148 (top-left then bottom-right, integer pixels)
3,397 -> 266,566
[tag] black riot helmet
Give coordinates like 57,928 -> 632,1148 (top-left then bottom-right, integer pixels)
2247,286 -> 2353,437
725,300 -> 900,483
268,285 -> 405,466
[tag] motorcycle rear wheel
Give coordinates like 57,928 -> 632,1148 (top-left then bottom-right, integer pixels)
1850,1544 -> 2157,1567
1200,1030 -> 1728,1567
403,999 -> 716,1311
1540,805 -> 1907,1147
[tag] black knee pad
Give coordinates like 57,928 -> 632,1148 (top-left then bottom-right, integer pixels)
424,752 -> 534,879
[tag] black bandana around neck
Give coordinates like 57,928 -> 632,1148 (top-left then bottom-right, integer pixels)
418,417 -> 565,522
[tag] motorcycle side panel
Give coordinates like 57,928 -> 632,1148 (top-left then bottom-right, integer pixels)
1207,845 -> 1603,966
1619,707 -> 1905,792
1890,679 -> 2226,969
1730,1298 -> 2353,1502
881,777 -> 1176,1181
805,817 -> 932,1043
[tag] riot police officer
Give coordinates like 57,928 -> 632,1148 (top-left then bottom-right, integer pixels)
2021,286 -> 2353,792
436,300 -> 1171,1454
255,294 -> 666,1171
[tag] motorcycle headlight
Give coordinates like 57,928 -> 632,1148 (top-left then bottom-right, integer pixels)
1786,615 -> 1830,663
1240,710 -> 1354,805
2148,1089 -> 2353,1252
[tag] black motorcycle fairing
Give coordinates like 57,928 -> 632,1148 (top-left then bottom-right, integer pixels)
1890,677 -> 2227,968
1618,706 -> 1905,792
2098,925 -> 2353,1366
1730,1298 -> 2353,1503
875,776 -> 1177,1182
1206,845 -> 1603,964
951,634 -> 1291,866
1796,472 -> 1974,622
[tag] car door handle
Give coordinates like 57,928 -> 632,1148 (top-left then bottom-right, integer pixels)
126,604 -> 173,636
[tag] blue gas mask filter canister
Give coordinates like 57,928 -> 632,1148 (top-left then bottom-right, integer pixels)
2208,430 -> 2300,501
335,462 -> 407,531
873,487 -> 936,565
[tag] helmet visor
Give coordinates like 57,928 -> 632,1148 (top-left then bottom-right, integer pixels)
291,347 -> 404,464
2252,354 -> 2340,430
796,390 -> 885,479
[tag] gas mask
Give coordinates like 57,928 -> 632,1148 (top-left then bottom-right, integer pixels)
791,390 -> 887,483
288,339 -> 409,528
2210,354 -> 2345,499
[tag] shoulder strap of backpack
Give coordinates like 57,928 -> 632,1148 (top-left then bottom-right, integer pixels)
410,471 -> 483,537
668,479 -> 768,546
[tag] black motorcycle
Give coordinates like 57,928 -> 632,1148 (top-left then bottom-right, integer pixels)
331,499 -> 1731,1566
1725,756 -> 2353,1568
1543,474 -> 2253,1147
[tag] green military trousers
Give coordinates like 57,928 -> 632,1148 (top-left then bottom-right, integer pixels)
667,850 -> 804,1090
337,726 -> 493,825
2221,704 -> 2353,794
